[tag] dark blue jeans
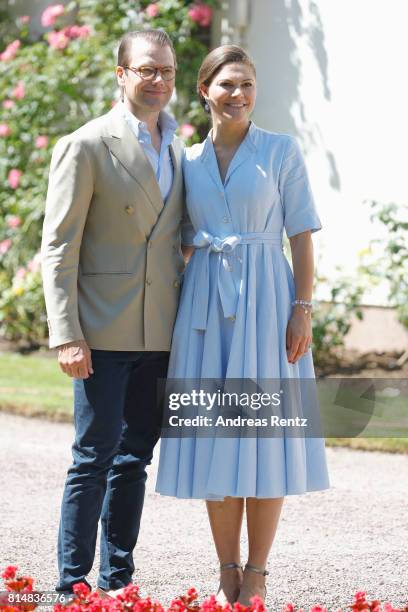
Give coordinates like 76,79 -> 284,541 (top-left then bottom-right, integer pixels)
56,350 -> 169,592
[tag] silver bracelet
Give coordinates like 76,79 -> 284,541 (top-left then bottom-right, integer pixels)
291,299 -> 313,314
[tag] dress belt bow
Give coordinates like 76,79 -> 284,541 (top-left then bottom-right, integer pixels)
191,229 -> 283,331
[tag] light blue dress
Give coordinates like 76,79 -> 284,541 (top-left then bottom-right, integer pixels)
156,123 -> 330,500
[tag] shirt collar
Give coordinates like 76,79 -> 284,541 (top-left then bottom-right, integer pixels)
121,102 -> 178,141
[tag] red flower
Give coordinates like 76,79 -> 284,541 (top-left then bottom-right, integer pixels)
354,591 -> 367,602
72,582 -> 91,599
3,100 -> 15,109
250,595 -> 267,611
1,566 -> 18,580
20,16 -> 30,24
188,3 -> 213,27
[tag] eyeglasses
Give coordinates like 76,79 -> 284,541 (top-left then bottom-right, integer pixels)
123,65 -> 176,81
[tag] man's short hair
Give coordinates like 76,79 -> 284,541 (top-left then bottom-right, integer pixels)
117,29 -> 177,68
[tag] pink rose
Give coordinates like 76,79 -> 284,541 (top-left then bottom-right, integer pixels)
0,39 -> 21,62
20,16 -> 31,24
78,25 -> 91,37
3,100 -> 15,109
35,135 -> 49,149
7,215 -> 22,229
48,30 -> 70,49
15,267 -> 27,280
180,123 -> 196,138
41,4 -> 65,27
188,3 -> 212,27
27,253 -> 42,273
145,3 -> 160,18
0,123 -> 11,137
12,81 -> 25,100
64,25 -> 91,39
0,239 -> 12,255
8,169 -> 22,189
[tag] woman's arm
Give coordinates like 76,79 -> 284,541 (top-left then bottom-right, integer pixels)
286,230 -> 314,364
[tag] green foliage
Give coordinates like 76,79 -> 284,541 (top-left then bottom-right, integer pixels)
0,0 -> 214,344
312,269 -> 365,365
359,200 -> 408,329
0,264 -> 47,346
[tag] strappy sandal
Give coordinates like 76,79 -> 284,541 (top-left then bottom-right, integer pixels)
238,563 -> 269,605
216,562 -> 244,604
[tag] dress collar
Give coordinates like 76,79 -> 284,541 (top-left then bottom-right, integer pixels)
202,121 -> 257,159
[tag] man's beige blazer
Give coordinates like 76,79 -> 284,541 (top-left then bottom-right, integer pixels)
41,104 -> 186,351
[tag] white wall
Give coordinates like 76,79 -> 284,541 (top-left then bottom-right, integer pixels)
223,0 -> 408,305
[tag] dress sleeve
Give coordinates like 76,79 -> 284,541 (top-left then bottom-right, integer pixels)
279,136 -> 322,238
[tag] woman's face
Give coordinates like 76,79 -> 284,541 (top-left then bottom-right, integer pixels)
201,62 -> 256,126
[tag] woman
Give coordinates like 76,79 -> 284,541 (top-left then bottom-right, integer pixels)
156,45 -> 330,606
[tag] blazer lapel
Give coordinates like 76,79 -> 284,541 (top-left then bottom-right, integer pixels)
148,138 -> 183,241
164,139 -> 179,205
101,106 -> 163,216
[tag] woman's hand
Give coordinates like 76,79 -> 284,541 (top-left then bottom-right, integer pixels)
286,306 -> 312,364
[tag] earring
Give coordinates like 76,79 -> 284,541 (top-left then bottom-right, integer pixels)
204,101 -> 210,112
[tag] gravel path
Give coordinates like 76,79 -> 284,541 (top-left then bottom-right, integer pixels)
0,412 -> 407,611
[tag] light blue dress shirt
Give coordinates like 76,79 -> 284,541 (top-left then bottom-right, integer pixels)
121,103 -> 178,201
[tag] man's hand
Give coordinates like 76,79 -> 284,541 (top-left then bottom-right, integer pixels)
57,340 -> 94,379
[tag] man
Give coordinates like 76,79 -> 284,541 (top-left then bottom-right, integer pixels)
41,29 -> 188,596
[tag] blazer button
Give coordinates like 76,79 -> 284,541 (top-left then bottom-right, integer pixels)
146,278 -> 152,285
173,280 -> 180,288
125,205 -> 134,214
222,216 -> 229,223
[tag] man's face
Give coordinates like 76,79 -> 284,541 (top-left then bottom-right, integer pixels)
116,39 -> 176,115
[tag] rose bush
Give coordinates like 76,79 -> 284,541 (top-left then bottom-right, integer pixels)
1,566 -> 407,612
0,0 -> 215,345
